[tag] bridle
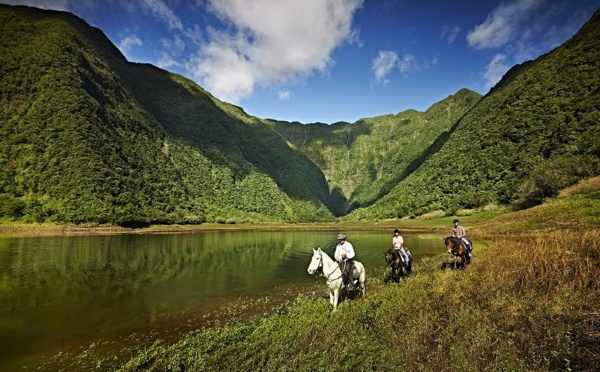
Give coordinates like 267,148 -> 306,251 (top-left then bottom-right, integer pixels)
385,250 -> 401,268
312,250 -> 343,283
446,238 -> 462,254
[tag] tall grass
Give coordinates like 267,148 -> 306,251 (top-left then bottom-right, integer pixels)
118,228 -> 600,371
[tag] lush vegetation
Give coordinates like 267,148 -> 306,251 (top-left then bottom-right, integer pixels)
349,9 -> 600,220
1,4 -> 599,227
0,5 -> 333,226
269,88 -> 481,214
44,177 -> 599,371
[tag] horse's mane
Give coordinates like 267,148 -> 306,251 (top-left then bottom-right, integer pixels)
446,236 -> 460,247
385,248 -> 402,268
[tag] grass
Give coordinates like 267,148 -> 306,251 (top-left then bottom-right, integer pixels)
10,177 -> 600,371
115,230 -> 599,371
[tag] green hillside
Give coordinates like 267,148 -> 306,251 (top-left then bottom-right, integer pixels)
349,8 -> 600,219
0,5 -> 334,225
1,4 -> 599,226
269,89 -> 481,214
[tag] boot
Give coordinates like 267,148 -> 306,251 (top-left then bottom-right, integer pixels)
346,270 -> 354,291
346,279 -> 354,291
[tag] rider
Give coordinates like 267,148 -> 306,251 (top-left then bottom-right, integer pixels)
452,219 -> 472,257
334,234 -> 356,291
393,228 -> 410,268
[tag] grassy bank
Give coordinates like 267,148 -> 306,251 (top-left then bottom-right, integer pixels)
109,184 -> 599,371
10,179 -> 600,371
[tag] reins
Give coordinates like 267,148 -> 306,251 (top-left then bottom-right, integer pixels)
314,251 -> 344,283
448,238 -> 465,254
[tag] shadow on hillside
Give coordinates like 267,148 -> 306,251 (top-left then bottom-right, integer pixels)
346,107 -> 477,214
124,63 -> 334,210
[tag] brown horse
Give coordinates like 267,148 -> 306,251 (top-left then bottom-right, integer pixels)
384,248 -> 411,282
444,237 -> 472,269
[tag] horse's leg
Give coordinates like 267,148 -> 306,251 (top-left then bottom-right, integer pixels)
359,268 -> 366,297
332,287 -> 340,311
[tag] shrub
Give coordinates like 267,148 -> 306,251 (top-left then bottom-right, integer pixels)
0,194 -> 25,218
514,155 -> 600,209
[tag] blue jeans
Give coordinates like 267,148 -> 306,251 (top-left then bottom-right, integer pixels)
400,248 -> 409,267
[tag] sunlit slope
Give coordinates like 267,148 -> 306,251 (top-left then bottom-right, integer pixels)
350,8 -> 600,219
268,88 -> 482,214
0,5 -> 334,224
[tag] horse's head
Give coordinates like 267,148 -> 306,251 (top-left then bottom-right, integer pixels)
444,237 -> 454,253
307,248 -> 324,275
384,249 -> 394,266
445,237 -> 461,254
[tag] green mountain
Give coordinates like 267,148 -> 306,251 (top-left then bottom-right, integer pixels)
350,8 -> 600,219
1,4 -> 599,225
0,5 -> 335,225
268,88 -> 482,215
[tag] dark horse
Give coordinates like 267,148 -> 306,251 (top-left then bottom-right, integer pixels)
444,237 -> 472,269
384,249 -> 411,282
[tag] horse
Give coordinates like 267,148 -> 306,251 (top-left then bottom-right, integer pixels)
307,247 -> 366,311
444,236 -> 472,269
384,248 -> 411,282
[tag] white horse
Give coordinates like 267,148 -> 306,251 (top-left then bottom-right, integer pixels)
307,247 -> 366,311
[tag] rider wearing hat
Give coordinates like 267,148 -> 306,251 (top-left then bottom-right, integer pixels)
334,233 -> 356,291
452,219 -> 472,257
393,228 -> 411,268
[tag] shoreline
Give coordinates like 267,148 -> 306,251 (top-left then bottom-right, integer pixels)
0,220 -> 448,237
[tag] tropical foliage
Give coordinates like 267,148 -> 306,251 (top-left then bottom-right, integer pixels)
1,4 -> 599,225
0,5 -> 333,225
348,8 -> 600,219
269,88 -> 481,214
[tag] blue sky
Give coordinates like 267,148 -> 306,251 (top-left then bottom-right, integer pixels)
3,0 -> 599,123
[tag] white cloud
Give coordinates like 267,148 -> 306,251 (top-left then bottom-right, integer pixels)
398,53 -> 424,77
117,34 -> 142,55
372,50 -> 398,84
278,90 -> 291,100
372,50 -> 430,84
484,53 -> 509,87
160,35 -> 185,53
186,0 -> 364,104
441,24 -> 461,44
157,53 -> 182,69
156,36 -> 185,68
140,0 -> 183,30
466,0 -> 543,50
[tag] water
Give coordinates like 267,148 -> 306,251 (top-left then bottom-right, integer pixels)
0,229 -> 444,369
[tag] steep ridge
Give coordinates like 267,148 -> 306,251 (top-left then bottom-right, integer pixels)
0,5 -> 333,224
269,89 -> 482,214
351,8 -> 600,219
2,4 -> 598,225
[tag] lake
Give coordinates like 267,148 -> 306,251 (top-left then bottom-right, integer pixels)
0,229 -> 444,369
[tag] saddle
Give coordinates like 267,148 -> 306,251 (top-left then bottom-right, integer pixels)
394,248 -> 411,268
460,237 -> 472,251
341,259 -> 355,290
451,237 -> 472,255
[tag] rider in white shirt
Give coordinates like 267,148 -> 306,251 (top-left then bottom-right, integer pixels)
334,234 -> 356,290
393,228 -> 410,268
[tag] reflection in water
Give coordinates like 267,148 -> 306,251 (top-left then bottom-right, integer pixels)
0,230 -> 442,369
